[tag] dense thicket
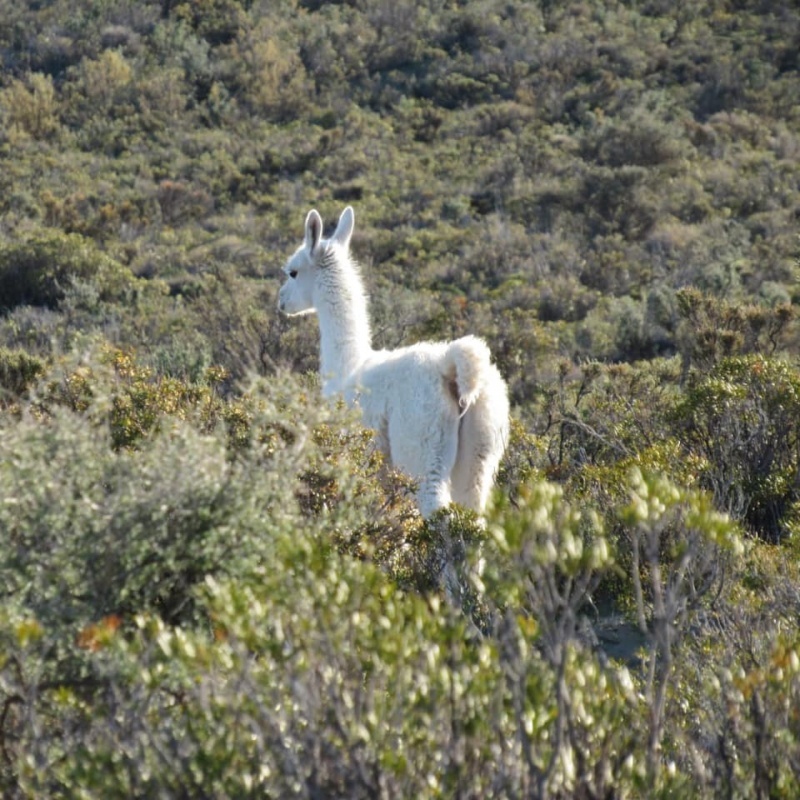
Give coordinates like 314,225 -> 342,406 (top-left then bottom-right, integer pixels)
1,0 -> 800,796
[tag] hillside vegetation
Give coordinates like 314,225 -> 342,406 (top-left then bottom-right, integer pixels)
1,0 -> 800,796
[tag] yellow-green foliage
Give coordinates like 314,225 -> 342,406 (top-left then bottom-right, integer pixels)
0,73 -> 60,141
1,360 -> 798,797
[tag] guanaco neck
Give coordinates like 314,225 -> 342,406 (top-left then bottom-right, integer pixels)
314,247 -> 373,396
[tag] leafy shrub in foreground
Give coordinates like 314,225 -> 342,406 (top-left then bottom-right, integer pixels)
0,408 -> 272,631
0,472 -> 632,799
1,443 -> 763,799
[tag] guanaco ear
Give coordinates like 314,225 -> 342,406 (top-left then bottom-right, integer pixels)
305,209 -> 323,253
331,206 -> 354,249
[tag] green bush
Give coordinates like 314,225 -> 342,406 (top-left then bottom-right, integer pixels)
0,454 -> 761,798
4,347 -> 800,798
675,355 -> 800,541
0,396 -> 293,630
0,348 -> 46,402
0,230 -> 137,312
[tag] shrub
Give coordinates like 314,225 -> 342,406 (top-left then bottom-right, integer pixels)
226,30 -> 312,121
675,355 -> 800,541
580,165 -> 658,240
174,0 -> 247,46
73,50 -> 134,112
0,230 -> 137,312
580,113 -> 684,168
0,360 -> 789,800
675,287 -> 795,372
0,73 -> 61,140
0,467 -> 645,799
0,348 -> 46,402
620,468 -> 743,780
2,413 -> 240,624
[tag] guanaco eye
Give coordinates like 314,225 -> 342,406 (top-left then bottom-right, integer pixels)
289,269 -> 298,279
